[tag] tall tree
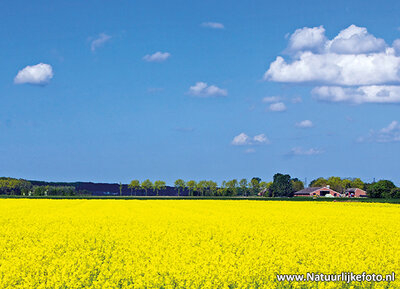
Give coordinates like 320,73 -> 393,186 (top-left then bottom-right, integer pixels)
291,178 -> 304,193
141,179 -> 153,196
217,187 -> 226,196
327,176 -> 344,193
186,180 -> 197,197
351,178 -> 364,189
196,180 -> 208,196
367,180 -> 396,198
259,181 -> 268,189
249,178 -> 261,196
268,173 -> 294,197
218,181 -> 228,196
226,179 -> 238,196
341,179 -> 352,190
221,180 -> 227,189
310,177 -> 328,187
239,178 -> 248,196
18,179 -> 32,195
385,188 -> 400,199
119,182 -> 123,196
154,180 -> 166,196
174,179 -> 185,196
128,180 -> 140,196
207,180 -> 218,196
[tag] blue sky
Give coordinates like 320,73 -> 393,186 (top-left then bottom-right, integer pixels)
1,0 -> 400,185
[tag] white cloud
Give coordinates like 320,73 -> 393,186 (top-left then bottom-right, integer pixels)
296,120 -> 313,128
359,121 -> 400,143
262,96 -> 282,103
326,25 -> 386,54
253,134 -> 270,144
264,25 -> 400,104
289,147 -> 323,156
232,133 -> 250,145
188,82 -> 227,97
14,63 -> 53,85
393,39 -> 400,55
269,102 -> 287,112
312,85 -> 400,104
287,26 -> 327,53
143,51 -> 171,62
285,24 -> 386,55
232,133 -> 270,146
201,22 -> 225,29
90,33 -> 111,52
381,121 -> 400,133
264,49 -> 400,86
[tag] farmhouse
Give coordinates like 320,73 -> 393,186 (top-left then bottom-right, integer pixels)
294,186 -> 340,197
344,188 -> 367,198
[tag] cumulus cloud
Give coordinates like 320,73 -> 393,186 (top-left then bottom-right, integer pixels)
264,25 -> 400,104
188,82 -> 227,97
312,85 -> 400,104
265,50 -> 400,86
14,63 -> 53,85
231,133 -> 270,146
143,51 -> 171,62
296,120 -> 313,128
253,134 -> 270,144
359,121 -> 400,143
232,133 -> 250,145
393,39 -> 400,55
289,147 -> 323,156
326,25 -> 386,54
287,26 -> 327,53
285,24 -> 386,55
268,102 -> 287,112
201,22 -> 225,29
262,96 -> 282,103
90,33 -> 111,52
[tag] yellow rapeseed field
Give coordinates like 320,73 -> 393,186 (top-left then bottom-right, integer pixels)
0,199 -> 399,288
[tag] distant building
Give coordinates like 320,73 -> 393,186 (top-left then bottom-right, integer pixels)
344,188 -> 367,198
294,186 -> 340,197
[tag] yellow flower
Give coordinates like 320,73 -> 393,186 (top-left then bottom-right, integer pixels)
0,199 -> 398,288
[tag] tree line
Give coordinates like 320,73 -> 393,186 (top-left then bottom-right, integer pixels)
1,175 -> 399,199
0,178 -> 82,196
127,174 -> 304,197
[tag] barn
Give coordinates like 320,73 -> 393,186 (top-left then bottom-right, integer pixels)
344,188 -> 367,198
294,186 -> 340,197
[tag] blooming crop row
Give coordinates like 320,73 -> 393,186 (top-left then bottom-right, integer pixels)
0,200 -> 399,288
